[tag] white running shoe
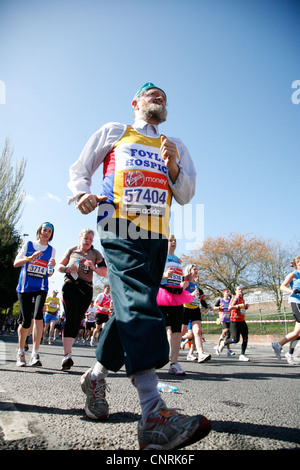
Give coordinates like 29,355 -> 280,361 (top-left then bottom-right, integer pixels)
214,345 -> 220,356
227,349 -> 235,356
29,353 -> 42,366
16,351 -> 26,367
186,353 -> 197,361
239,354 -> 250,362
169,362 -> 186,375
285,352 -> 295,365
198,353 -> 211,363
218,340 -> 225,354
61,354 -> 74,370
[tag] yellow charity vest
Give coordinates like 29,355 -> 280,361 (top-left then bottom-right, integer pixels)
46,296 -> 59,313
99,126 -> 176,237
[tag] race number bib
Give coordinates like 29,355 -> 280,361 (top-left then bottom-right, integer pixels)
122,171 -> 168,217
27,259 -> 48,279
190,296 -> 200,306
167,268 -> 183,285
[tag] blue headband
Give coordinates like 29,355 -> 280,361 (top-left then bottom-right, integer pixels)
42,222 -> 54,230
133,82 -> 167,101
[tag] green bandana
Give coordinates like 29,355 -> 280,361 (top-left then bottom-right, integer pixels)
133,82 -> 167,100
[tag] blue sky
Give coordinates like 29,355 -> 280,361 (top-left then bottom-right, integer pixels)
1,0 -> 299,293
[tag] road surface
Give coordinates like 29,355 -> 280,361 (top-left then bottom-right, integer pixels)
0,334 -> 299,457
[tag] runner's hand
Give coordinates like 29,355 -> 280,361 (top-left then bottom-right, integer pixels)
77,194 -> 108,214
161,136 -> 178,168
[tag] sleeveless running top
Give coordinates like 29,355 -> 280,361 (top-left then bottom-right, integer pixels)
289,270 -> 300,304
183,282 -> 200,308
230,296 -> 246,322
97,126 -> 175,237
96,293 -> 111,314
219,298 -> 231,322
161,253 -> 183,287
16,241 -> 54,293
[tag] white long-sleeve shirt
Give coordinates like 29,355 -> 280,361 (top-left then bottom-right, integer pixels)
68,119 -> 196,206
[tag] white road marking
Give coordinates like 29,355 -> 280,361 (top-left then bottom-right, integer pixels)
0,386 -> 34,441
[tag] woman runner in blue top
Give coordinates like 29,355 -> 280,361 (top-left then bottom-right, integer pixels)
272,255 -> 300,362
181,266 -> 211,363
14,222 -> 56,367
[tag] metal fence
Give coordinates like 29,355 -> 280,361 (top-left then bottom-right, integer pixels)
202,310 -> 295,336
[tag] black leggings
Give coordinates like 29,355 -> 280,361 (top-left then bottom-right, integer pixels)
161,305 -> 184,333
289,303 -> 300,354
17,291 -> 47,329
62,279 -> 93,338
224,321 -> 248,354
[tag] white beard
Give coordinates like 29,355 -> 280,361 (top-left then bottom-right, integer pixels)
141,102 -> 167,124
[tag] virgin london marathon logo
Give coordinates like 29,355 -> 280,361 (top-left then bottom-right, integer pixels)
125,171 -> 145,187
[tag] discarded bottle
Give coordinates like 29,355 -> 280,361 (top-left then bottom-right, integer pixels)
48,258 -> 55,275
157,382 -> 178,393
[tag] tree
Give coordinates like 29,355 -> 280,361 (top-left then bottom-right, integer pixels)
259,241 -> 292,311
0,139 -> 27,311
182,232 -> 270,297
0,138 -> 26,227
93,273 -> 109,298
0,223 -> 21,309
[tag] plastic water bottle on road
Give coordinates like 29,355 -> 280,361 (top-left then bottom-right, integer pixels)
157,382 -> 178,392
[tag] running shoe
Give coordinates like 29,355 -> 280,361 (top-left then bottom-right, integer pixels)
80,367 -> 109,420
186,353 -> 197,361
217,340 -> 225,355
198,353 -> 211,363
285,352 -> 295,365
16,352 -> 26,367
48,338 -> 53,345
138,399 -> 211,450
227,349 -> 235,356
272,342 -> 282,360
29,353 -> 42,367
214,345 -> 220,356
61,354 -> 74,370
239,354 -> 250,362
168,362 -> 186,375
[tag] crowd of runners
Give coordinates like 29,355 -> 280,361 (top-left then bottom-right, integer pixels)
13,240 -> 300,371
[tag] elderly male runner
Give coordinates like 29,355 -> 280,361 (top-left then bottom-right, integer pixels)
68,82 -> 211,450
